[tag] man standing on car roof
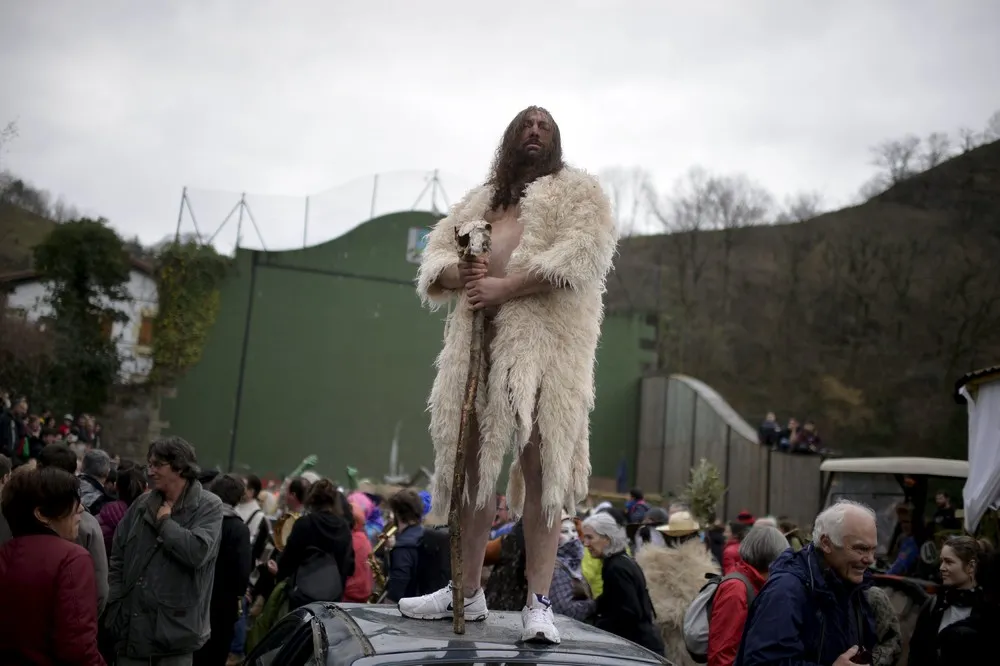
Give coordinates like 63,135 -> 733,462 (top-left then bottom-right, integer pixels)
400,105 -> 617,645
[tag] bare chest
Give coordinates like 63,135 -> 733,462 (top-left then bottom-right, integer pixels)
483,206 -> 523,277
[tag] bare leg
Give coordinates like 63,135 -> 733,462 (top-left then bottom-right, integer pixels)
520,423 -> 560,606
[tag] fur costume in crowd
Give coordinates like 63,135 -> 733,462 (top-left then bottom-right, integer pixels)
416,167 -> 617,523
865,586 -> 903,666
636,540 -> 721,666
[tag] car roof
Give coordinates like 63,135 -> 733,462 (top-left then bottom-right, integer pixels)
819,456 -> 968,478
314,603 -> 666,664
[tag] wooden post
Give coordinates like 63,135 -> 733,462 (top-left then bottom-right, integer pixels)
448,222 -> 491,635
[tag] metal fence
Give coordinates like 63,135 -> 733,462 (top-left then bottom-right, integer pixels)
174,169 -> 479,254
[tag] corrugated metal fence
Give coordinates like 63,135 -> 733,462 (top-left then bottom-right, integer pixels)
636,374 -> 823,529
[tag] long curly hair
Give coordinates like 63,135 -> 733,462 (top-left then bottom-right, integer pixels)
486,106 -> 564,211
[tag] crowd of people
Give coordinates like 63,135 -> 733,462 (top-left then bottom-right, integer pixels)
481,488 -> 999,666
1,433 -> 998,666
0,435 -> 449,665
757,412 -> 827,454
1,391 -> 103,463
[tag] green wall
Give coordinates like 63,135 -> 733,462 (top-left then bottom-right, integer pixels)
162,211 -> 653,483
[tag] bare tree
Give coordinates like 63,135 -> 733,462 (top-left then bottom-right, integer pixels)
708,174 -> 773,313
855,172 -> 897,203
646,168 -> 716,369
0,120 -> 17,168
920,132 -> 953,169
957,127 -> 985,153
985,109 -> 1000,142
709,174 -> 773,231
776,191 -> 824,224
599,166 -> 654,236
51,197 -> 81,223
870,135 -> 921,185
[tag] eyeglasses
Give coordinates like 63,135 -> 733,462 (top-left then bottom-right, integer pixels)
147,460 -> 168,469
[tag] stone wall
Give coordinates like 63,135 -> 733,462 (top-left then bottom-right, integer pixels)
99,385 -> 173,461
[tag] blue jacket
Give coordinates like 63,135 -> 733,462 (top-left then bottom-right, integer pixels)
386,524 -> 423,603
736,544 -> 877,666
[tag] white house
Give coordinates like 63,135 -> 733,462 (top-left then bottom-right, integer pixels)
0,258 -> 159,382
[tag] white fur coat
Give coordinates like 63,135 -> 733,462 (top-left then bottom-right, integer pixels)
416,167 -> 617,523
637,541 -> 721,666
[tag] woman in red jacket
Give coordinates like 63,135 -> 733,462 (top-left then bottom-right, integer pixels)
344,500 -> 374,602
721,519 -> 752,574
0,467 -> 106,665
708,525 -> 788,666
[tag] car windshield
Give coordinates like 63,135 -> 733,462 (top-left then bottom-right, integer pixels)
826,472 -> 904,557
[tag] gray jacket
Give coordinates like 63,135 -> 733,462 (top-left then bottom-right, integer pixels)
79,510 -> 109,615
106,481 -> 222,659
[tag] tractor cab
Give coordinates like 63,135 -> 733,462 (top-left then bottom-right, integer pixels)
819,457 -> 968,567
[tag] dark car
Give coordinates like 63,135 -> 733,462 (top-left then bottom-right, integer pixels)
246,602 -> 670,666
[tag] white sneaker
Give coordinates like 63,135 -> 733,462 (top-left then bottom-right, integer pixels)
521,594 -> 560,644
398,583 -> 489,622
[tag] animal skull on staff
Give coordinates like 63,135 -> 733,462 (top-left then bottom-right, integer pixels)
448,220 -> 492,634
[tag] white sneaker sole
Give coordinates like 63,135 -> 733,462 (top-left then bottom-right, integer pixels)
398,607 -> 490,622
521,629 -> 561,645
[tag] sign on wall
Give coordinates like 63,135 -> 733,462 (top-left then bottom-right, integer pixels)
406,227 -> 431,264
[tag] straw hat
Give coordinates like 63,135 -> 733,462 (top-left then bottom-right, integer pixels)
656,510 -> 701,536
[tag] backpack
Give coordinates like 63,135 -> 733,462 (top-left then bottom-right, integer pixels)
415,526 -> 452,595
287,546 -> 343,609
683,572 -> 757,663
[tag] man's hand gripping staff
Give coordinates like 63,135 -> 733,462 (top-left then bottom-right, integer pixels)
448,220 -> 492,634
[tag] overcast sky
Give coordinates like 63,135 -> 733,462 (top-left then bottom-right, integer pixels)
2,1 -> 998,251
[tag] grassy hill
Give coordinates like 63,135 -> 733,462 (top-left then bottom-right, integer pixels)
0,203 -> 57,273
608,140 -> 1000,458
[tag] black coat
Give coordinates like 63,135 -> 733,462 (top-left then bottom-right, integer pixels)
908,587 -> 988,666
0,410 -> 17,459
594,551 -> 664,656
194,511 -> 252,666
276,511 -> 355,595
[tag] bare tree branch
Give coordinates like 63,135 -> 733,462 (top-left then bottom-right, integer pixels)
776,191 -> 824,224
870,135 -> 921,185
855,174 -> 889,203
985,109 -> 1000,142
957,127 -> 984,153
709,174 -> 773,230
921,132 -> 953,169
600,166 -> 655,237
0,120 -> 18,169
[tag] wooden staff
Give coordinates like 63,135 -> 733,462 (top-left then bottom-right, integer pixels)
449,222 -> 492,634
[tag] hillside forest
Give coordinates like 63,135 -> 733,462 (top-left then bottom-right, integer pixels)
606,111 -> 1000,459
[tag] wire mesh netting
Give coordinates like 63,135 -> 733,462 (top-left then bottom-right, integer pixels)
180,169 -> 479,253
